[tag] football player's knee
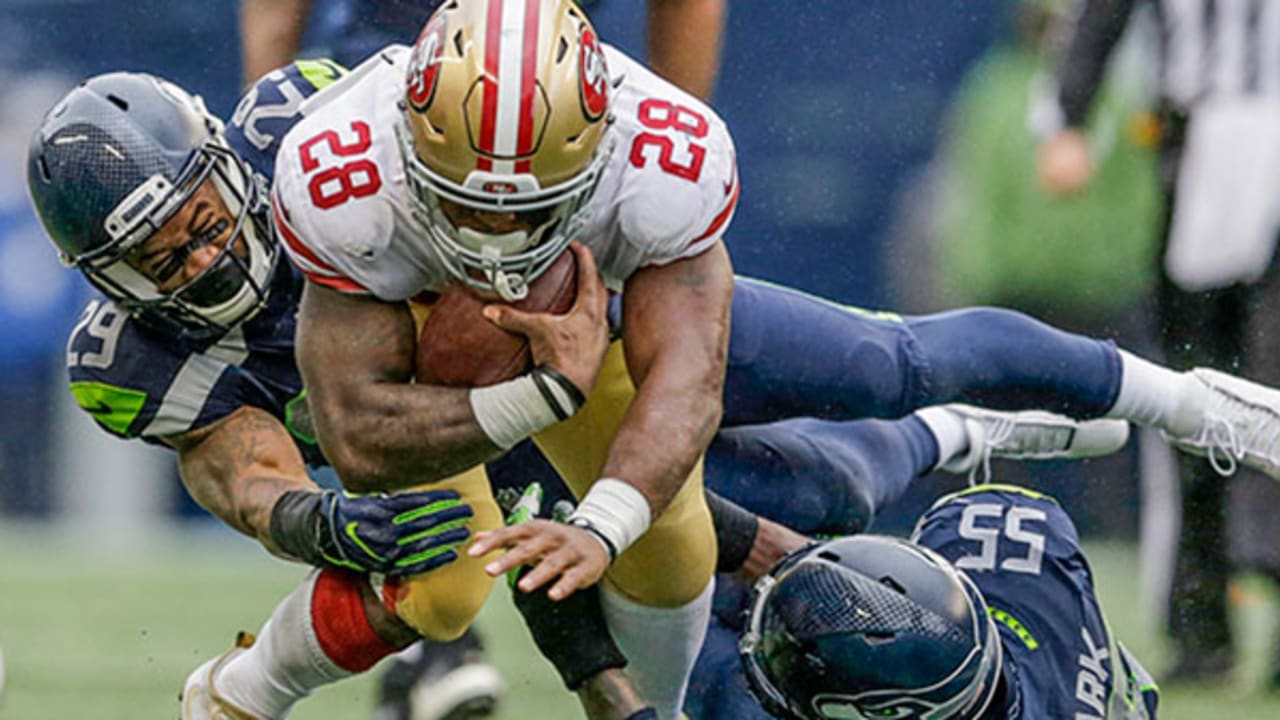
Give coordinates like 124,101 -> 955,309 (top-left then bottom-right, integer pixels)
390,467 -> 504,641
605,477 -> 716,606
391,552 -> 495,641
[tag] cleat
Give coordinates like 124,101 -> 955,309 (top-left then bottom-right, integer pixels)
1162,368 -> 1280,478
375,628 -> 502,720
180,632 -> 261,720
939,404 -> 1130,481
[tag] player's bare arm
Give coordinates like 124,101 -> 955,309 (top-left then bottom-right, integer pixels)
607,240 -> 733,512
240,0 -> 314,85
480,242 -> 610,397
297,245 -> 609,492
296,283 -> 497,490
167,405 -> 314,554
472,241 -> 734,599
646,0 -> 726,101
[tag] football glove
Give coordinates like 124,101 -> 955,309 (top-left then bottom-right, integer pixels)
270,488 -> 473,577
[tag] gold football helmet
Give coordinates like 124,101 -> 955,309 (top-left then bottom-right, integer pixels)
398,0 -> 613,300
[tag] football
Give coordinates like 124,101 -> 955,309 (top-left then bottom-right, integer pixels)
416,250 -> 578,387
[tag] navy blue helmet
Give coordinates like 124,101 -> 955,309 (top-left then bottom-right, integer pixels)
27,72 -> 277,339
741,536 -> 1004,720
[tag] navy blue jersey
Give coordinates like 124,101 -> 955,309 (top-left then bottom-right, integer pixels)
912,486 -> 1159,719
65,61 -> 345,462
65,260 -> 324,462
228,59 -> 347,183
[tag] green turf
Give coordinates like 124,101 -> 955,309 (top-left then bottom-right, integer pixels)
0,527 -> 1277,718
0,525 -> 577,720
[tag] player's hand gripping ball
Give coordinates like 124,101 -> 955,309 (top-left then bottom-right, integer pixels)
417,247 -> 579,386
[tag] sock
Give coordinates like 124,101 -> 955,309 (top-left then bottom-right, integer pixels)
1106,350 -> 1199,434
600,580 -> 714,720
914,406 -> 970,470
216,568 -> 405,717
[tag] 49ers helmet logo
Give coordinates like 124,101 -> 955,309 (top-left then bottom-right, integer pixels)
579,26 -> 608,120
407,16 -> 447,111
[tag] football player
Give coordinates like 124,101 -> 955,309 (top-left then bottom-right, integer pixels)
31,24 -> 1280,720
26,63 -> 1135,720
740,484 -> 1160,720
269,5 -> 1280,717
274,2 -> 736,716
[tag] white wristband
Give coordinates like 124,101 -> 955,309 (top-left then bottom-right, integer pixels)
469,367 -> 585,449
569,478 -> 652,560
469,374 -> 557,449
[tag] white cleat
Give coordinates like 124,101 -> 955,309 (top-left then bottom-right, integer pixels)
180,632 -> 262,720
1162,367 -> 1280,478
939,404 -> 1131,481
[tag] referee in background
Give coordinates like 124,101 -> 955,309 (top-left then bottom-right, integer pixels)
1038,0 -> 1280,686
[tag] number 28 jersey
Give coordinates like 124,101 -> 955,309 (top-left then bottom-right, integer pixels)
271,42 -> 739,299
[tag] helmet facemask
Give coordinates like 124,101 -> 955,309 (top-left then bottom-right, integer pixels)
396,0 -> 614,301
397,115 -> 610,301
74,139 -> 277,340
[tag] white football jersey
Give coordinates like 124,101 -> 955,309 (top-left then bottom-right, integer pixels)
272,43 -> 739,300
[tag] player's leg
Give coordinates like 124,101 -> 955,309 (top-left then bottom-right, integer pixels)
723,278 -> 1124,423
183,567 -> 416,719
183,467 -> 502,719
707,407 -> 1127,538
725,277 -> 1280,478
534,342 -> 716,720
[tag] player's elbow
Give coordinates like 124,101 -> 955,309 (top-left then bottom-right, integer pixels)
318,427 -> 387,493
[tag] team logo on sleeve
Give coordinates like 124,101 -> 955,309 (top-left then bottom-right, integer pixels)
578,26 -> 608,120
407,16 -> 447,111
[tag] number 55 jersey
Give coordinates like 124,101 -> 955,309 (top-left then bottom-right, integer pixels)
913,486 -> 1160,719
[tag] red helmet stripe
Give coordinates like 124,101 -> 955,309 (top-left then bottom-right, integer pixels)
514,0 -> 540,174
476,0 -> 504,171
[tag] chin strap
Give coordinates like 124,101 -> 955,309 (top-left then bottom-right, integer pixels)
478,241 -> 530,302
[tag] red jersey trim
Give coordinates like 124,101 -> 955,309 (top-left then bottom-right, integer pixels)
271,191 -> 369,294
688,168 -> 741,247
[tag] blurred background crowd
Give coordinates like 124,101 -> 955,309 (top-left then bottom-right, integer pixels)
1,0 -> 1279,713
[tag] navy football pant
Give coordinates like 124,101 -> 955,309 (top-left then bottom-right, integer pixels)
722,277 -> 1123,425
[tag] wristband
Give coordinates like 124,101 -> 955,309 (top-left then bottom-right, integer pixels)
568,478 -> 652,561
469,366 -> 585,449
268,490 -> 327,566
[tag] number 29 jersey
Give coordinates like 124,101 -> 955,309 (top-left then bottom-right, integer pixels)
271,42 -> 740,300
63,61 -> 345,458
913,485 -> 1159,720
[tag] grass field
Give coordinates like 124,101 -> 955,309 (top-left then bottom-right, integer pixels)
1,525 -> 1278,719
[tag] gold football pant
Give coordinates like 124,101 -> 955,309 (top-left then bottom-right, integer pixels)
391,309 -> 715,637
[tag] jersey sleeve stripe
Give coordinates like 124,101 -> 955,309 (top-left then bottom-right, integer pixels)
270,191 -> 369,293
688,168 -> 741,247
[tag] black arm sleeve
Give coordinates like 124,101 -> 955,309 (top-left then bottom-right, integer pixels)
706,489 -> 759,574
511,579 -> 628,690
1058,0 -> 1139,127
268,489 -> 328,566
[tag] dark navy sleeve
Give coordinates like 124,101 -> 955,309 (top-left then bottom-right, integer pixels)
66,298 -> 290,443
912,485 -> 1157,719
226,59 -> 348,182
